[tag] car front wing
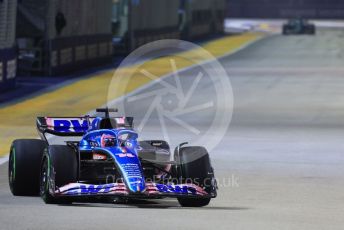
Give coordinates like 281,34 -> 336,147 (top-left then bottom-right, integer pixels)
53,182 -> 214,198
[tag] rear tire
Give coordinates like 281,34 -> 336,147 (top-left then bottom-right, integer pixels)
176,146 -> 215,207
8,139 -> 47,196
40,145 -> 77,204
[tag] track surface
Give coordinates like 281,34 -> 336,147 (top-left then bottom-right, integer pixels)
1,29 -> 344,229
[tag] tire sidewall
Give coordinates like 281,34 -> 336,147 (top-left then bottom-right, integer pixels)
175,146 -> 216,207
9,139 -> 47,196
40,145 -> 77,204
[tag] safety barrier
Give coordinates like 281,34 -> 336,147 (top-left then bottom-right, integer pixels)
0,47 -> 16,91
48,34 -> 113,75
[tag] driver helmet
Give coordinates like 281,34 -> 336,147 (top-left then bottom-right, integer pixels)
101,134 -> 116,147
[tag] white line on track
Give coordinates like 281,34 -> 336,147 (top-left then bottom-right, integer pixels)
0,155 -> 9,166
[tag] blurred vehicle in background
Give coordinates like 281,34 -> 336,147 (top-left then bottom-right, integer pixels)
282,18 -> 316,35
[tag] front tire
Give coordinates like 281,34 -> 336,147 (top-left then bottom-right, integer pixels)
8,139 -> 47,196
177,197 -> 211,207
176,146 -> 216,207
40,145 -> 77,204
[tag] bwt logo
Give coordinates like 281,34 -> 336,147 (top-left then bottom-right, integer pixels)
53,119 -> 89,132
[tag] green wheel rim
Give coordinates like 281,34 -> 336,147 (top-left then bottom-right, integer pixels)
46,156 -> 50,191
9,147 -> 16,184
41,155 -> 51,198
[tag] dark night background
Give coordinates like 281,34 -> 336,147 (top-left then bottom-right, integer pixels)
227,0 -> 344,18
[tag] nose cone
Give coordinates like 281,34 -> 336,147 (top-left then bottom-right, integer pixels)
127,177 -> 146,193
112,148 -> 146,193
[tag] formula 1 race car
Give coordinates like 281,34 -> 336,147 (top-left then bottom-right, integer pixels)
282,18 -> 316,35
8,108 -> 217,207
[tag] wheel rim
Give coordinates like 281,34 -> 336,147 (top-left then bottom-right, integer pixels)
8,147 -> 15,191
40,158 -> 49,197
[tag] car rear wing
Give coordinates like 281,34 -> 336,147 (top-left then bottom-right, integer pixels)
36,116 -> 134,137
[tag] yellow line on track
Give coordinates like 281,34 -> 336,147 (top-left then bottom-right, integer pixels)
0,33 -> 263,156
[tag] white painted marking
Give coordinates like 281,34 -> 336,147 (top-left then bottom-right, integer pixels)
0,155 -> 9,166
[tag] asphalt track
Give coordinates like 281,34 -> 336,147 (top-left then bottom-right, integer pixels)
1,29 -> 344,229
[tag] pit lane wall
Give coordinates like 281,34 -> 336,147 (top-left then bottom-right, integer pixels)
16,0 -> 226,75
126,0 -> 226,50
17,0 -> 113,76
0,0 -> 17,91
46,0 -> 113,75
180,0 -> 226,40
130,0 -> 180,49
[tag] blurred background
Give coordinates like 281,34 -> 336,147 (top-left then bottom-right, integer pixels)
0,0 -> 226,92
1,0 -> 344,92
228,0 -> 344,18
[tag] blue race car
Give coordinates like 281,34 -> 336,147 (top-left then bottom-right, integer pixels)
8,108 -> 217,207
